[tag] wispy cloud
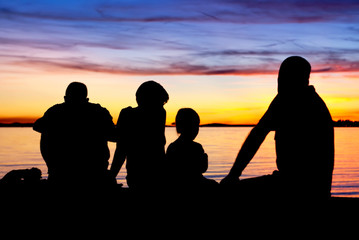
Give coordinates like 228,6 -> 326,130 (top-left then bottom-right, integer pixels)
1,52 -> 274,76
4,52 -> 359,77
0,36 -> 130,52
1,0 -> 359,76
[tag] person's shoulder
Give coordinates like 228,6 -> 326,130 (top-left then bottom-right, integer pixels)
192,141 -> 203,147
121,106 -> 134,113
263,95 -> 280,117
44,103 -> 65,115
166,141 -> 175,150
165,141 -> 178,156
33,103 -> 64,132
191,141 -> 205,152
167,138 -> 180,148
269,94 -> 280,107
309,86 -> 326,105
166,138 -> 183,151
88,102 -> 106,110
118,106 -> 135,117
308,86 -> 332,120
116,106 -> 135,125
48,103 -> 64,110
88,102 -> 112,115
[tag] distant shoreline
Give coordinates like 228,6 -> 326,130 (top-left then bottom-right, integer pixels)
0,123 -> 34,128
196,120 -> 359,128
2,120 -> 359,128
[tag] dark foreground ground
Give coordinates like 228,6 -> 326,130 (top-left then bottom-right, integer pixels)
1,184 -> 358,233
1,184 -> 357,203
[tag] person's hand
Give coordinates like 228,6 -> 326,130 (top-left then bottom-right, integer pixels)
220,173 -> 240,185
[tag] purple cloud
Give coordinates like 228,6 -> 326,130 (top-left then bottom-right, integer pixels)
1,0 -> 359,77
6,52 -> 358,77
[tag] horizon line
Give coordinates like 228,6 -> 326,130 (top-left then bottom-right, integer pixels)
1,120 -> 359,128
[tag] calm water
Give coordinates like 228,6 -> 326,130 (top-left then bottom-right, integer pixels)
0,127 -> 358,197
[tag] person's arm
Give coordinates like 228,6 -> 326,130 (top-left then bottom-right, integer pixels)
109,109 -> 128,178
110,143 -> 127,178
33,106 -> 54,133
33,118 -> 44,133
33,110 -> 52,169
201,153 -> 208,174
221,96 -> 278,184
101,107 -> 117,143
198,144 -> 208,174
39,133 -> 52,169
222,125 -> 270,183
33,114 -> 48,133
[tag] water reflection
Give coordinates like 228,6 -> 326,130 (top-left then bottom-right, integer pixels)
0,127 -> 358,197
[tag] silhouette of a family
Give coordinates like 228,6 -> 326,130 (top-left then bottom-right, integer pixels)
32,56 -> 334,199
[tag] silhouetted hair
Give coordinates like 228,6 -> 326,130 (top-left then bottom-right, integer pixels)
65,82 -> 88,103
175,108 -> 200,134
278,56 -> 311,94
136,81 -> 169,107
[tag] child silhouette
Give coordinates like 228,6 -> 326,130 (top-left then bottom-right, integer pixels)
166,108 -> 218,189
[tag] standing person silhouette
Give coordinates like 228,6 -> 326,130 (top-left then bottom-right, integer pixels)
110,81 -> 169,189
33,82 -> 115,185
221,56 -> 334,199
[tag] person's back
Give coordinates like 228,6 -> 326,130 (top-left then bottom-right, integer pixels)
165,108 -> 217,189
110,81 -> 169,189
263,57 -> 334,197
33,82 -> 115,184
166,138 -> 208,186
222,56 -> 334,199
267,86 -> 334,196
119,105 -> 167,187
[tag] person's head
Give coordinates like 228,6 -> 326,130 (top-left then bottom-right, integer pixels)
136,81 -> 169,108
64,82 -> 89,104
277,56 -> 311,95
175,108 -> 200,140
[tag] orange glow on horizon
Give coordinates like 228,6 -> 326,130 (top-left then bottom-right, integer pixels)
1,71 -> 359,126
0,117 -> 39,124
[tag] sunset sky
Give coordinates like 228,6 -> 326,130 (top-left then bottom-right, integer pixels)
1,0 -> 359,125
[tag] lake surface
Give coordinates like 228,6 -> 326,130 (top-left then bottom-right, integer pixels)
0,127 -> 358,197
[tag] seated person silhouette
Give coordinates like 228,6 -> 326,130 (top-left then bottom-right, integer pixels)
221,56 -> 334,199
110,81 -> 169,189
166,108 -> 218,189
33,82 -> 115,185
